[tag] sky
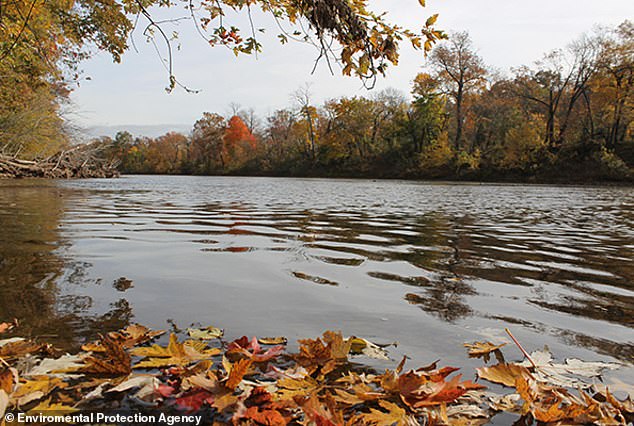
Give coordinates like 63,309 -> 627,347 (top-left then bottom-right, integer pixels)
68,0 -> 633,134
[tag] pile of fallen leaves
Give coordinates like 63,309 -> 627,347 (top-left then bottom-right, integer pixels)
0,320 -> 632,425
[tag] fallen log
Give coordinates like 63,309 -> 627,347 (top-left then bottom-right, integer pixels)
0,144 -> 119,179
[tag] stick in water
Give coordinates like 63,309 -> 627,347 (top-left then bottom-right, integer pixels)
505,328 -> 537,369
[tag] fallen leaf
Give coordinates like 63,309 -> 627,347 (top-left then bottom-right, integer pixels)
276,375 -> 321,400
355,400 -> 415,425
11,376 -> 67,406
82,336 -> 131,376
27,354 -> 85,377
0,339 -> 44,359
477,363 -> 531,387
176,389 -> 214,413
258,337 -> 287,345
187,326 -> 223,340
27,398 -> 78,416
349,337 -> 389,360
464,341 -> 506,363
295,331 -> 351,376
519,350 -> 620,388
106,374 -> 159,399
227,336 -> 284,362
225,358 -> 252,390
131,333 -> 220,368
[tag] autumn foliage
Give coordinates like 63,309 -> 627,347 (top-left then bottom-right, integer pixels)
0,321 -> 631,425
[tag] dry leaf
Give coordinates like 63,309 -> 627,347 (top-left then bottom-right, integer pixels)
131,334 -> 220,368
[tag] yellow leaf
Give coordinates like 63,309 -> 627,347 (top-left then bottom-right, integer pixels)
11,376 -> 67,406
131,334 -> 220,368
258,337 -> 287,345
355,400 -> 412,425
187,326 -> 223,340
27,398 -> 78,416
476,363 -> 531,387
276,375 -> 321,400
425,14 -> 439,27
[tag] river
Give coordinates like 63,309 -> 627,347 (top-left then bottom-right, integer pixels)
1,175 -> 633,387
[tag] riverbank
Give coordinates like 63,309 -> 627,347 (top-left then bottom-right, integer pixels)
0,145 -> 119,179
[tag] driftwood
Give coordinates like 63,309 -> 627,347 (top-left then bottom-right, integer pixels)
0,144 -> 119,179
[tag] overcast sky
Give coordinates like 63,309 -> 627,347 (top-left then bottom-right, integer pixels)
69,0 -> 633,131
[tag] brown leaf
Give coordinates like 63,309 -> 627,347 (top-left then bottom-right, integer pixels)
82,336 -> 131,376
0,339 -> 44,359
131,333 -> 220,368
295,331 -> 350,376
83,324 -> 165,352
476,363 -> 531,387
225,358 -> 252,390
0,369 -> 14,394
464,341 -> 506,363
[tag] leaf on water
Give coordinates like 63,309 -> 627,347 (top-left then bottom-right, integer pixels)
258,336 -> 287,345
83,324 -> 165,352
299,393 -> 345,426
131,333 -> 220,369
109,324 -> 165,348
227,336 -> 284,362
106,374 -> 159,401
235,386 -> 293,425
0,339 -> 44,359
225,358 -> 252,390
295,331 -> 351,376
476,363 -> 531,387
11,376 -> 67,406
488,393 -> 522,412
81,336 -> 131,376
187,326 -> 223,340
349,337 -> 389,360
276,375 -> 321,400
27,354 -> 85,377
518,350 -> 620,388
354,400 -> 414,425
176,389 -> 215,413
27,398 -> 78,416
464,341 -> 506,363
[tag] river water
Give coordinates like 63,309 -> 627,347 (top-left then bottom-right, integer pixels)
1,175 -> 633,386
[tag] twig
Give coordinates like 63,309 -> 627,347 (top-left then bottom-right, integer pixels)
505,328 -> 537,369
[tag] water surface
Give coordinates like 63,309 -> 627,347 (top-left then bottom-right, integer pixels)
1,176 -> 632,386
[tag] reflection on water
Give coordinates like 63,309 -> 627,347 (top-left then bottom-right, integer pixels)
0,177 -> 633,374
0,181 -> 131,347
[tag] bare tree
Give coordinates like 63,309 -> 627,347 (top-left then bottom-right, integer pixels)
430,32 -> 487,150
292,84 -> 317,161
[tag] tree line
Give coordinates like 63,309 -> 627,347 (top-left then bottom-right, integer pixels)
0,0 -> 442,166
97,21 -> 633,182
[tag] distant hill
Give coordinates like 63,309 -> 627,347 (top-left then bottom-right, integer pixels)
84,124 -> 191,139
